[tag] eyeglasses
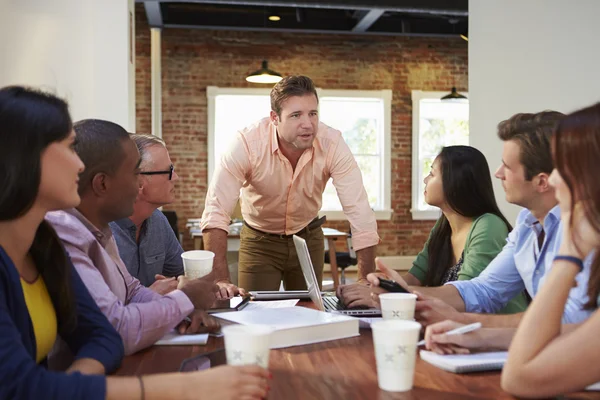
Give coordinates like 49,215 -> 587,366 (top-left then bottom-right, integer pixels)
140,164 -> 174,180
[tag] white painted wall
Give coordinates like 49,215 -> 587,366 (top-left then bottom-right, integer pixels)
0,0 -> 136,130
469,0 -> 600,224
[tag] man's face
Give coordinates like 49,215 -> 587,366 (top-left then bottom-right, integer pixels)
271,94 -> 319,152
104,138 -> 141,221
138,144 -> 179,207
494,140 -> 538,208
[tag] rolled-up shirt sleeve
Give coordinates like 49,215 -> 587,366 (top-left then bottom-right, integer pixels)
328,136 -> 379,251
201,133 -> 251,233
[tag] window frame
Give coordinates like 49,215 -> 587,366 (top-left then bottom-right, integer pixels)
207,86 -> 393,221
410,90 -> 469,220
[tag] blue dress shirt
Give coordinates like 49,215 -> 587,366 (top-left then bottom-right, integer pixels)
448,206 -> 592,324
110,210 -> 184,287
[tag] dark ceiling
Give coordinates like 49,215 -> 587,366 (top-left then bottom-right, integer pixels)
138,0 -> 468,37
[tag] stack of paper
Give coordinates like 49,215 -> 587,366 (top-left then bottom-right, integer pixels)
155,330 -> 209,346
214,306 -> 359,349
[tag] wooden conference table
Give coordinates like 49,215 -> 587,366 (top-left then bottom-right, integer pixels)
192,227 -> 349,289
115,301 -> 599,400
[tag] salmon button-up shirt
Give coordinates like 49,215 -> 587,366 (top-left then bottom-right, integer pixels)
201,117 -> 379,251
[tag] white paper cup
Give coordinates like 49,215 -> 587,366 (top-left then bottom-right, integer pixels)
181,250 -> 214,279
222,325 -> 274,369
379,293 -> 417,320
372,320 -> 421,392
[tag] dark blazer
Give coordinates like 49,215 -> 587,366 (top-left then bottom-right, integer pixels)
0,245 -> 124,399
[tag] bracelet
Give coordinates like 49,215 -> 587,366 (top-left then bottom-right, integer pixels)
554,255 -> 584,271
138,376 -> 145,400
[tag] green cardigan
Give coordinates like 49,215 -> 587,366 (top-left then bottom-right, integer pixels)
408,213 -> 528,314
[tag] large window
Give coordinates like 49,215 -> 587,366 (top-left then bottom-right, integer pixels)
411,90 -> 469,220
207,87 -> 392,220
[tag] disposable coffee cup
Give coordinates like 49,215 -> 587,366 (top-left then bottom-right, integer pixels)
379,293 -> 417,320
181,250 -> 214,279
372,319 -> 421,392
222,325 -> 274,369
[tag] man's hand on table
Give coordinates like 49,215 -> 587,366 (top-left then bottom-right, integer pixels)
216,279 -> 247,300
336,278 -> 381,308
176,310 -> 220,334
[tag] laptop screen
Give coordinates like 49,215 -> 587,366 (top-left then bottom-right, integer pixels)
293,235 -> 325,311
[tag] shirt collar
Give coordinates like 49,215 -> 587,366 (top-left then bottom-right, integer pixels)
66,208 -> 114,247
114,216 -> 137,231
270,120 -> 279,154
523,204 -> 561,229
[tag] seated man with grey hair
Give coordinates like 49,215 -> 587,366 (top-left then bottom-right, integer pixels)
110,134 -> 184,295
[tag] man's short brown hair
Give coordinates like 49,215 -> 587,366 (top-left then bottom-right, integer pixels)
270,75 -> 318,116
497,111 -> 564,180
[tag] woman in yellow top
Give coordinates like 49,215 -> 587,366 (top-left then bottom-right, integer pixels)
19,273 -> 58,363
0,86 -> 270,400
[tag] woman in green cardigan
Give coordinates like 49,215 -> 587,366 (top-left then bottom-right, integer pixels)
404,146 -> 526,313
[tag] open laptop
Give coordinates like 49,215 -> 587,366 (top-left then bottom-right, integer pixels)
293,235 -> 381,317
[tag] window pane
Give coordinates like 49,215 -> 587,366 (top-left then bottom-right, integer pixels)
417,99 -> 469,210
322,155 -> 381,211
320,97 -> 382,154
214,95 -> 270,167
319,97 -> 385,212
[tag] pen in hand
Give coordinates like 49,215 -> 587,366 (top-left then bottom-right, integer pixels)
417,322 -> 482,347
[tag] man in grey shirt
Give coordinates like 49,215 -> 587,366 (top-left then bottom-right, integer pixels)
110,134 -> 183,294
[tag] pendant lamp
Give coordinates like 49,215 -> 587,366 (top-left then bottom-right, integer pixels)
246,60 -> 283,84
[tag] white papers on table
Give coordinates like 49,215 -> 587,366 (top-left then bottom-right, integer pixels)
587,381 -> 600,391
213,307 -> 359,348
243,299 -> 299,310
155,330 -> 209,346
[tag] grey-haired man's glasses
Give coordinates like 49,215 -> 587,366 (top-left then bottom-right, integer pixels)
140,164 -> 174,180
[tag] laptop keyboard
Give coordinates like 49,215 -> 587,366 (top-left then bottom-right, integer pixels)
322,296 -> 369,311
323,296 -> 345,310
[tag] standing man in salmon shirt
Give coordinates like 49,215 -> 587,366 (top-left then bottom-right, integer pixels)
201,75 -> 380,298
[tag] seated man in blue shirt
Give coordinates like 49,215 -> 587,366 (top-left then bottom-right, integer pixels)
110,134 -> 183,295
369,110 -> 593,328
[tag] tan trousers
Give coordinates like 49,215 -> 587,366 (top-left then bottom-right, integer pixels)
237,224 -> 325,291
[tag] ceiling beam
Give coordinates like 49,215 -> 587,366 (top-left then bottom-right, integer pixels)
137,0 -> 468,17
144,2 -> 163,27
352,9 -> 384,32
163,23 -> 461,38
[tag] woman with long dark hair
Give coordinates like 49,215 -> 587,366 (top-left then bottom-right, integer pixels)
366,145 -> 527,312
0,86 -> 269,399
411,146 -> 513,286
500,103 -> 600,397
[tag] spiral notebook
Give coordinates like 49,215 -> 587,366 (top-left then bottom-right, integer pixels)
420,350 -> 508,373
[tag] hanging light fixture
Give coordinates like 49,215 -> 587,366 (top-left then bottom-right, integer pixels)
246,60 -> 283,84
441,87 -> 467,101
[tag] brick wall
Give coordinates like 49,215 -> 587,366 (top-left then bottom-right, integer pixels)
135,7 -> 468,255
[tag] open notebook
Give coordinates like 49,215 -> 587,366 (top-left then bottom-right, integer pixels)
420,350 -> 507,373
421,350 -> 600,390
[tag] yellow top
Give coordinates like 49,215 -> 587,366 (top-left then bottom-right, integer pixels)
20,276 -> 58,363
